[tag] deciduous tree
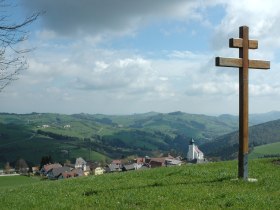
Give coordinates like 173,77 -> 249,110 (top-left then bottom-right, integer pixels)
0,0 -> 39,91
15,158 -> 29,174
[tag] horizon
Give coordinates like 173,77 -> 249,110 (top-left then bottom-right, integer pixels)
1,1 -> 280,115
1,109 -> 280,117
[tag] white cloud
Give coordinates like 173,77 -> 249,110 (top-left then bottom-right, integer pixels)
22,0 -> 200,38
2,0 -> 279,115
212,0 -> 280,51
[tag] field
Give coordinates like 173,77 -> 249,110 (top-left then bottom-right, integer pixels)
0,175 -> 40,188
0,158 -> 279,209
249,142 -> 280,159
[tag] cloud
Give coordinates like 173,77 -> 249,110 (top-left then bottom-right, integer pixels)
212,0 -> 280,51
22,0 -> 200,38
3,0 -> 278,115
20,44 -> 177,99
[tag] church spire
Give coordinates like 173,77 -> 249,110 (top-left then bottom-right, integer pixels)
189,138 -> 195,145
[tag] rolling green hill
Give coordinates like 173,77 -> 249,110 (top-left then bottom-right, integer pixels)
1,111 -> 280,167
0,158 -> 279,209
0,112 -> 240,167
249,142 -> 280,159
200,119 -> 280,160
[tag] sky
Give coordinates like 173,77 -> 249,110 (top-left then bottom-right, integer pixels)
1,0 -> 280,115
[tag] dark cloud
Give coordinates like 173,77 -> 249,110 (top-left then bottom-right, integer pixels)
22,0 -> 196,37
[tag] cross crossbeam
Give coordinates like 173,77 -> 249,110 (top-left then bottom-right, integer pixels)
229,38 -> 258,49
215,26 -> 270,180
215,57 -> 270,69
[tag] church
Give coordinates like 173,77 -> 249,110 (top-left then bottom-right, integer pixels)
187,138 -> 205,163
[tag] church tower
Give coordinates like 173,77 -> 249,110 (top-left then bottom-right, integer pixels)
187,138 -> 204,162
187,138 -> 195,161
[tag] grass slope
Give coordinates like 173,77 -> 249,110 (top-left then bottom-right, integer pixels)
0,159 -> 279,209
249,142 -> 280,159
200,119 -> 280,160
0,176 -> 40,188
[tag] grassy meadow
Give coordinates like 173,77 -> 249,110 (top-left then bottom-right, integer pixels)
0,175 -> 40,188
250,142 -> 280,159
0,158 -> 279,210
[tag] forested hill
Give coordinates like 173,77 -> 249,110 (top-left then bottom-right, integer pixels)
0,111 -> 280,167
200,119 -> 280,160
0,111 -> 238,167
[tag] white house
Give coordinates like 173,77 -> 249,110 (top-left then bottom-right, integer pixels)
75,157 -> 87,171
94,167 -> 105,175
187,138 -> 204,162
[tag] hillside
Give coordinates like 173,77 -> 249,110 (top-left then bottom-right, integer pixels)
0,112 -> 240,167
1,111 -> 280,167
0,158 -> 279,209
200,119 -> 280,160
249,142 -> 280,159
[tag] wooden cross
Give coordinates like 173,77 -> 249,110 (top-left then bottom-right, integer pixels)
215,26 -> 270,180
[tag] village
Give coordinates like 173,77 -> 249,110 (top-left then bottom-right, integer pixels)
0,139 -> 206,180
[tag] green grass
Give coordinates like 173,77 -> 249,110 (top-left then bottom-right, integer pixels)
0,175 -> 40,188
0,158 -> 279,209
250,142 -> 280,159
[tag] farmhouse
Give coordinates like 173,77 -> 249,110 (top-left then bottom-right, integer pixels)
41,163 -> 62,175
47,166 -> 71,180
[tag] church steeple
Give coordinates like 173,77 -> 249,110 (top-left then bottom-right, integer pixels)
189,138 -> 195,145
187,137 -> 205,162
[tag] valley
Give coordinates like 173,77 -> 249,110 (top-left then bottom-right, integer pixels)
1,111 -> 280,167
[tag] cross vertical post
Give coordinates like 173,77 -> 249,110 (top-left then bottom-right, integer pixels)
215,26 -> 270,180
239,26 -> 249,179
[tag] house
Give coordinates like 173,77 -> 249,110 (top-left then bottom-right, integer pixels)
105,163 -> 122,173
61,168 -> 84,179
62,171 -> 78,179
86,161 -> 100,171
64,163 -> 75,170
135,157 -> 145,164
41,163 -> 62,176
47,166 -> 71,180
112,160 -> 122,165
187,138 -> 205,163
75,157 -> 87,171
71,168 -> 85,177
105,159 -> 123,173
149,158 -> 166,168
134,154 -> 183,168
122,164 -> 136,172
94,167 -> 104,175
32,166 -> 40,175
165,158 -> 182,166
134,157 -> 145,169
64,124 -> 71,128
7,168 -> 16,174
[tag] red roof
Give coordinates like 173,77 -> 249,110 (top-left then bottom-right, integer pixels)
135,158 -> 145,164
195,146 -> 203,154
149,158 -> 166,163
43,163 -> 62,172
112,160 -> 122,165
